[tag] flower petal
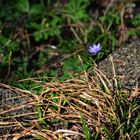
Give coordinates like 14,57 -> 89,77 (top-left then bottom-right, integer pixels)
88,43 -> 102,55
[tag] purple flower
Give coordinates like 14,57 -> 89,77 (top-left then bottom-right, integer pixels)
88,43 -> 102,55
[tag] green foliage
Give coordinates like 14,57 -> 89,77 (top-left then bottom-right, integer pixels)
132,13 -> 140,26
16,0 -> 30,13
0,0 -> 90,83
129,13 -> 140,37
60,56 -> 88,81
36,104 -> 49,129
63,0 -> 89,22
0,0 -> 140,85
81,114 -> 91,140
103,88 -> 140,139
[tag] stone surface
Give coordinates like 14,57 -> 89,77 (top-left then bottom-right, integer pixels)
99,42 -> 140,88
0,87 -> 37,139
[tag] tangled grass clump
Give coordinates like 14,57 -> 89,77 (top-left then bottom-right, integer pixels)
0,66 -> 140,140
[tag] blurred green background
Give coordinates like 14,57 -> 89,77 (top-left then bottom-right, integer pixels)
0,0 -> 140,85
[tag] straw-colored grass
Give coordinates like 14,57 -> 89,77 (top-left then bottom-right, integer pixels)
0,65 -> 139,140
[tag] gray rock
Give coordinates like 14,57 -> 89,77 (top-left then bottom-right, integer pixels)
0,86 -> 37,139
99,42 -> 140,88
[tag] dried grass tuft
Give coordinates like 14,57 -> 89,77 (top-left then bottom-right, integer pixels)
0,65 -> 139,139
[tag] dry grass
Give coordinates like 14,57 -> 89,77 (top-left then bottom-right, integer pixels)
0,65 -> 139,140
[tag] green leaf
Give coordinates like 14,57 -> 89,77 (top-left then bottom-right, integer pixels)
36,105 -> 48,129
81,114 -> 91,140
132,14 -> 140,26
16,0 -> 30,13
30,4 -> 43,15
33,32 -> 43,42
0,36 -> 8,46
